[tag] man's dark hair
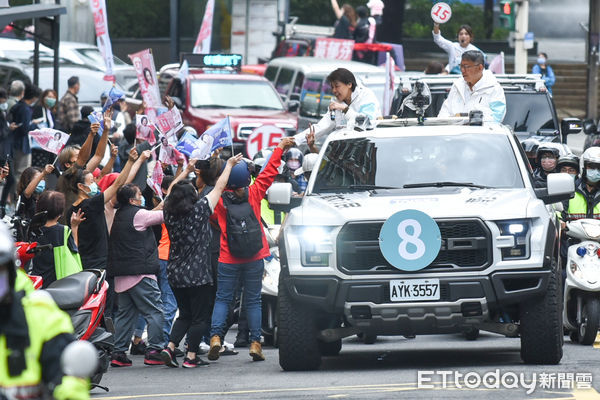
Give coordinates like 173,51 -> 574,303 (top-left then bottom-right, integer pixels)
327,68 -> 357,91
425,61 -> 444,75
462,50 -> 484,65
0,88 -> 7,100
161,175 -> 174,191
123,123 -> 137,145
356,5 -> 368,18
458,24 -> 474,39
36,190 -> 66,220
116,183 -> 140,207
67,76 -> 79,88
540,52 -> 548,59
23,83 -> 41,101
164,181 -> 198,217
200,157 -> 225,187
80,106 -> 93,120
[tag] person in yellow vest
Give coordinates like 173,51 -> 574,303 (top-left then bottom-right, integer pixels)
562,148 -> 600,223
0,222 -> 89,400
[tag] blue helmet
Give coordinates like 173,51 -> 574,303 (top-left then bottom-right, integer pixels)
227,160 -> 251,189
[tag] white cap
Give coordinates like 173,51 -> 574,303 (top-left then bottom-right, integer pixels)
294,153 -> 320,176
366,0 -> 384,15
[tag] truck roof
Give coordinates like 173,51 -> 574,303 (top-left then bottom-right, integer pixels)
188,71 -> 268,81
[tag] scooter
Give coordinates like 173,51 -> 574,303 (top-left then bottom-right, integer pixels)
261,223 -> 281,347
563,219 -> 600,345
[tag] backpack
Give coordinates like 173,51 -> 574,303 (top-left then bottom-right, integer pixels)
222,190 -> 263,259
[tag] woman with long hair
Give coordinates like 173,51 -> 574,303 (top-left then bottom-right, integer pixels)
331,0 -> 356,39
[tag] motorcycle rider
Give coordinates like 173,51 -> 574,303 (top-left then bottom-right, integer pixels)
558,154 -> 580,181
521,138 -> 540,170
0,222 -> 89,400
562,147 -> 600,222
533,144 -> 560,188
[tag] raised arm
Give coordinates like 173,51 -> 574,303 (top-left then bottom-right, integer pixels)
23,164 -> 54,198
166,159 -> 196,196
206,154 -> 242,207
74,129 -> 95,168
330,0 -> 343,19
99,144 -> 118,180
103,148 -> 138,203
127,149 -> 151,183
85,110 -> 112,172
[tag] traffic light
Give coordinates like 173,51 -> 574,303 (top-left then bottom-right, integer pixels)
499,0 -> 515,31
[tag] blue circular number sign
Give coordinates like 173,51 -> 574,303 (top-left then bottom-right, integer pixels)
379,209 -> 442,271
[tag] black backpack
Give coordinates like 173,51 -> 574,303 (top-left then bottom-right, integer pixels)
222,190 -> 263,259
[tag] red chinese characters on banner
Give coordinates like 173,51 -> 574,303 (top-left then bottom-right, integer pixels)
314,38 -> 355,61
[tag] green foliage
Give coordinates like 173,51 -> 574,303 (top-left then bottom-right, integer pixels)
107,0 -> 170,38
290,0 -> 368,26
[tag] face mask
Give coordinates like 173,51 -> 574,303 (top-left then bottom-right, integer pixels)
569,173 -> 578,180
0,102 -> 7,111
541,158 -> 557,172
587,169 -> 600,183
287,160 -> 301,170
45,98 -> 56,108
537,57 -> 546,65
85,182 -> 100,197
35,180 -> 45,194
139,197 -> 146,208
0,269 -> 9,303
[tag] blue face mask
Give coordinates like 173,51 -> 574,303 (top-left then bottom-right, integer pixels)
140,197 -> 146,208
86,182 -> 100,197
34,180 -> 45,194
587,169 -> 600,183
537,57 -> 546,65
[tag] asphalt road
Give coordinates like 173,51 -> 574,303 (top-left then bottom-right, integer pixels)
93,329 -> 600,400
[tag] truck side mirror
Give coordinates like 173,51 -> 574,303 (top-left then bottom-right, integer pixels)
287,100 -> 300,113
534,173 -> 575,205
268,182 -> 301,212
561,118 -> 582,135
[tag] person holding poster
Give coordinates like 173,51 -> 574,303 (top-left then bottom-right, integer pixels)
433,22 -> 483,74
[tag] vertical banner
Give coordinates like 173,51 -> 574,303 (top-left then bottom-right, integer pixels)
382,52 -> 396,116
89,0 -> 115,81
193,0 -> 215,54
128,49 -> 162,121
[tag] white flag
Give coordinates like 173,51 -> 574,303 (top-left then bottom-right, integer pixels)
382,52 -> 396,116
489,51 -> 505,75
193,0 -> 215,54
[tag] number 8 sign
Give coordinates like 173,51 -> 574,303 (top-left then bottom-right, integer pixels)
431,2 -> 452,24
379,209 -> 441,271
246,125 -> 285,159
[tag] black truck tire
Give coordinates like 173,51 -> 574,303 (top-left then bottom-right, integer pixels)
278,283 -> 321,371
319,339 -> 342,356
519,260 -> 563,364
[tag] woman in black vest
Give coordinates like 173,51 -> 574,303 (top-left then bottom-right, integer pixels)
160,154 -> 240,369
108,183 -> 166,367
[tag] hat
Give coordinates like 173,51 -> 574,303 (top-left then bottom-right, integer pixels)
97,172 -> 118,192
294,153 -> 319,176
366,0 -> 384,15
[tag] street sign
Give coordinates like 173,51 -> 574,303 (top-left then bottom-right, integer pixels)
431,2 -> 452,24
246,125 -> 284,159
524,32 -> 534,50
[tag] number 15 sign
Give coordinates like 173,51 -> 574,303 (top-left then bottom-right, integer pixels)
246,125 -> 285,159
431,2 -> 452,24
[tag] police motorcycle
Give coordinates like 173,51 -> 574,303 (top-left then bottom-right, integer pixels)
262,221 -> 281,346
563,219 -> 600,345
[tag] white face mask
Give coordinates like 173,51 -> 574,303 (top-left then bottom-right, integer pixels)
0,102 -> 7,111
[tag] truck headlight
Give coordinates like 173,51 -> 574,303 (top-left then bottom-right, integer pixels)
496,219 -> 531,260
299,226 -> 334,266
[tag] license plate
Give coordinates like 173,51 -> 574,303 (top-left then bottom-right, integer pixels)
389,279 -> 440,302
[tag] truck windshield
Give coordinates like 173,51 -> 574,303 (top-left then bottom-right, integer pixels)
312,134 -> 524,193
190,80 -> 284,110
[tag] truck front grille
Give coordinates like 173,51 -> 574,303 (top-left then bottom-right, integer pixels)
337,219 -> 492,274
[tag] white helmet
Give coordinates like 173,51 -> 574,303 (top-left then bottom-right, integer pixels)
294,153 -> 320,176
581,146 -> 600,170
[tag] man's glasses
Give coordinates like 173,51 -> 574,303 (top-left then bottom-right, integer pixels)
459,63 -> 481,70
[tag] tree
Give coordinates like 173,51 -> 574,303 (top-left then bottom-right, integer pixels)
380,0 -> 405,44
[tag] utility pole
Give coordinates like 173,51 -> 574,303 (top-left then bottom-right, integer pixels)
514,0 -> 529,74
170,0 -> 180,63
588,0 -> 600,119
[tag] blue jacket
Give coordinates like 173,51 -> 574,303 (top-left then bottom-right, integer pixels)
532,64 -> 555,95
10,100 -> 37,154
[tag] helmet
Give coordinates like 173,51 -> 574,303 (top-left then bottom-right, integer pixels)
557,154 -> 580,173
581,146 -> 600,174
284,148 -> 304,171
294,153 -> 320,176
0,221 -> 16,296
536,144 -> 561,161
253,148 -> 273,162
227,160 -> 251,189
521,138 -> 540,155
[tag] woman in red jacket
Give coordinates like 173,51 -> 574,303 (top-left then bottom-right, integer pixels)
208,137 -> 295,362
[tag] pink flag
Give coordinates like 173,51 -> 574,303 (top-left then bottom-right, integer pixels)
89,0 -> 115,81
158,141 -> 182,166
128,49 -> 162,111
29,128 -> 69,155
382,52 -> 396,116
155,108 -> 183,141
193,0 -> 215,54
147,163 -> 164,200
136,115 -> 156,145
489,52 -> 505,75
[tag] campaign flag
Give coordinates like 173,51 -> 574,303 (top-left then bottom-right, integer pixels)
87,111 -> 104,136
175,131 -> 199,157
382,52 -> 396,115
202,116 -> 233,152
89,0 -> 115,81
128,49 -> 162,110
29,128 -> 69,155
147,163 -> 164,200
155,108 -> 183,142
101,86 -> 125,112
489,51 -> 505,75
158,142 -> 180,166
136,115 -> 156,145
193,0 -> 215,54
178,59 -> 189,82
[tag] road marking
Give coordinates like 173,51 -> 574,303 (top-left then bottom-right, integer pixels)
573,388 -> 600,400
327,395 -> 348,398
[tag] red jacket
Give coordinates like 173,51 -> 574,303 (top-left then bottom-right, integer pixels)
214,146 -> 283,264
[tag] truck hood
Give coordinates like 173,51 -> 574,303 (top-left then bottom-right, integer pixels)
188,108 -> 297,126
297,187 -> 533,225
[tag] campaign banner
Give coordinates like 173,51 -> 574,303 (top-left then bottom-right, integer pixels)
382,52 -> 396,116
87,111 -> 104,136
155,108 -> 183,143
193,0 -> 215,54
128,49 -> 162,110
176,131 -> 215,160
89,0 -> 115,81
136,115 -> 156,145
314,38 -> 354,61
147,162 -> 164,200
202,116 -> 233,152
158,137 -> 180,166
29,128 -> 69,155
101,86 -> 125,113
